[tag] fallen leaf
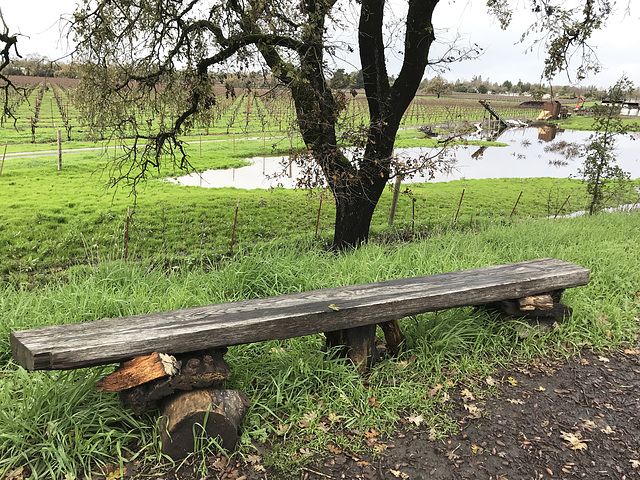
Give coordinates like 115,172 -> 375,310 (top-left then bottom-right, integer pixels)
327,444 -> 342,454
299,411 -> 317,428
328,412 -> 341,423
5,468 -> 24,480
390,469 -> 409,479
461,388 -> 475,401
598,356 -> 610,363
464,403 -> 482,419
507,377 -> 518,386
253,465 -> 266,472
373,444 -> 388,453
212,456 -> 228,469
601,425 -> 614,435
471,444 -> 482,454
328,304 -> 340,311
246,454 -> 262,464
561,431 -> 589,451
429,428 -> 437,441
357,460 -> 372,467
535,386 -> 546,392
106,467 -> 126,480
624,349 -> 639,355
486,376 -> 497,386
441,391 -> 450,403
299,447 -> 312,456
427,384 -> 443,398
368,396 -> 380,408
276,423 -> 290,435
365,428 -> 379,438
408,414 -> 423,426
506,398 -> 525,405
630,459 -> 640,468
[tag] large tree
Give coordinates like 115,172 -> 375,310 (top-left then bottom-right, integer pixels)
70,0 -> 615,249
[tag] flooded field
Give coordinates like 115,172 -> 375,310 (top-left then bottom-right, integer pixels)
169,127 -> 640,189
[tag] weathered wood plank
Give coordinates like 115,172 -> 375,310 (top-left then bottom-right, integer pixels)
10,258 -> 589,370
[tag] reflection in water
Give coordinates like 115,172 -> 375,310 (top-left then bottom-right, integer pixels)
537,125 -> 560,142
168,128 -> 640,190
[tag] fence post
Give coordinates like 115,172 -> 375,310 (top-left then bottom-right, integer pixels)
510,188 -> 524,217
315,196 -> 324,236
230,199 -> 240,255
0,142 -> 7,177
388,175 -> 403,226
454,184 -> 466,224
57,130 -> 62,171
124,206 -> 130,261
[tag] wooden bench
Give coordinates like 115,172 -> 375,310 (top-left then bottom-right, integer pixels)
10,257 -> 589,457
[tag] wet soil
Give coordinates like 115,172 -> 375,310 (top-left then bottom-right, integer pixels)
161,346 -> 640,480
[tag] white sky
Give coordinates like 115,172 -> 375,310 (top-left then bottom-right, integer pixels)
1,0 -> 638,88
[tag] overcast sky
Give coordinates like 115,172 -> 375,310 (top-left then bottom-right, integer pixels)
2,0 -> 637,88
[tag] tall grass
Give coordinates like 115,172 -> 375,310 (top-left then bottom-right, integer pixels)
1,212 -> 638,477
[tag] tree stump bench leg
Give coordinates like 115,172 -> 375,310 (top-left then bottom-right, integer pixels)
159,389 -> 250,459
379,319 -> 405,356
325,324 -> 378,373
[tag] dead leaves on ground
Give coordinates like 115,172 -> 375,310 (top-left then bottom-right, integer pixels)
561,431 -> 590,451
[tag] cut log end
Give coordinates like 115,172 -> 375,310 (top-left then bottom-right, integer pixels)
159,389 -> 250,459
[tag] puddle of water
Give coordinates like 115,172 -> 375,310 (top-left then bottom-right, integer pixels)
168,128 -> 640,189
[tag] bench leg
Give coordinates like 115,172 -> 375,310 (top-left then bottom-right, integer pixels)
159,389 -> 250,459
378,320 -> 405,357
325,324 -> 378,373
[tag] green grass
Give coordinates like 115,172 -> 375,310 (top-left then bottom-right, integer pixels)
554,115 -> 640,131
1,213 -> 639,478
2,131 -> 638,283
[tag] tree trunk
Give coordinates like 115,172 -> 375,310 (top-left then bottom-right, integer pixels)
332,186 -> 383,249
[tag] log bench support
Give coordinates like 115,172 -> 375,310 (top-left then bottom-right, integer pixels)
9,258 -> 590,459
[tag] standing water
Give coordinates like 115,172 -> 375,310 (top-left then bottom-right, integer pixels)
168,127 -> 640,189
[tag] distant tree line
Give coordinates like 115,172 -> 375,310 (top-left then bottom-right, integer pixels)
4,55 -> 84,78
6,55 -> 637,102
326,69 -> 631,101
418,75 -> 611,100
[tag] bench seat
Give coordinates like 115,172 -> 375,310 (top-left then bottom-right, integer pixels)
10,257 -> 589,371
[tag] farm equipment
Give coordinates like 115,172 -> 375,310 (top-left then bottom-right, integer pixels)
536,100 -> 569,120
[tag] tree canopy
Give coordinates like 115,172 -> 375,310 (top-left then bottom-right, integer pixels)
69,0 -> 618,249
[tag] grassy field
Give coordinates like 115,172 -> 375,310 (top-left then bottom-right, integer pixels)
1,213 -> 639,478
554,114 -> 640,131
3,128 -> 636,284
